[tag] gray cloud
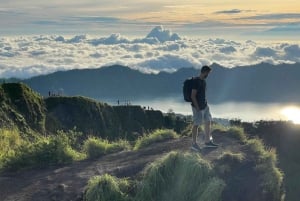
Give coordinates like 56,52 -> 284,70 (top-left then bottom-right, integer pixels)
71,16 -> 121,23
219,46 -> 237,54
284,45 -> 300,60
215,9 -> 243,14
253,47 -> 277,57
89,34 -> 130,45
0,8 -> 26,16
265,22 -> 300,32
238,13 -> 300,20
0,52 -> 16,57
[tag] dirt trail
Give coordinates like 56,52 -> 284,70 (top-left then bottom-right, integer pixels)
0,131 -> 242,201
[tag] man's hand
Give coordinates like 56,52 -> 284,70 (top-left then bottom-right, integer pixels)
191,89 -> 200,111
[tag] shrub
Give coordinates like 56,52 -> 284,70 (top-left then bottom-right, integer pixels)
84,174 -> 132,201
135,151 -> 225,201
0,129 -> 24,170
215,151 -> 245,176
3,134 -> 84,171
83,137 -> 130,159
56,128 -> 83,150
246,139 -> 284,201
227,126 -> 248,143
211,123 -> 229,133
0,129 -> 23,154
134,129 -> 179,150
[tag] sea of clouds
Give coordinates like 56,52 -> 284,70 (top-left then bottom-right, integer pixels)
0,26 -> 300,78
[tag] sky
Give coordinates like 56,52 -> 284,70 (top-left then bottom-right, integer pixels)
1,0 -> 300,38
0,1 -> 300,79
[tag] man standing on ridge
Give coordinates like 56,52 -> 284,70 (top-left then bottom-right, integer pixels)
191,65 -> 218,151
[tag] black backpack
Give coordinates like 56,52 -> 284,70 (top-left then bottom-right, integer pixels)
183,77 -> 195,102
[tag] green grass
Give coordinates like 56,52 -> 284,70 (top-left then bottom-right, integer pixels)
0,128 -> 131,171
133,129 -> 179,150
245,139 -> 284,200
83,137 -> 131,159
1,83 -> 46,133
0,129 -> 81,171
2,134 -> 84,171
0,129 -> 24,170
84,174 -> 132,201
84,151 -> 225,201
227,126 -> 248,143
0,129 -> 23,153
83,147 -> 285,201
135,151 -> 225,201
214,151 -> 245,176
211,123 -> 229,132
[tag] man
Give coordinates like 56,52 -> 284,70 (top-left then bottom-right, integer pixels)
191,65 -> 218,151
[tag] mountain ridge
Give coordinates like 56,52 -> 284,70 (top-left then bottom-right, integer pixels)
22,62 -> 300,103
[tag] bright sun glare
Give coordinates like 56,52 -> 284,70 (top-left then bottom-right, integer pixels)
281,106 -> 300,124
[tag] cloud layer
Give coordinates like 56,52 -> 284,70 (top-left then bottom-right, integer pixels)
0,26 -> 300,78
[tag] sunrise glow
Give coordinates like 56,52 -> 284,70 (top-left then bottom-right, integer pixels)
281,106 -> 300,124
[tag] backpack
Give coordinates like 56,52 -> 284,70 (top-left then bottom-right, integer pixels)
183,77 -> 195,102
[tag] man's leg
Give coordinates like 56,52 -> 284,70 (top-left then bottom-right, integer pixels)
204,120 -> 211,143
203,106 -> 218,147
191,106 -> 201,144
191,124 -> 202,151
192,125 -> 198,144
191,106 -> 202,151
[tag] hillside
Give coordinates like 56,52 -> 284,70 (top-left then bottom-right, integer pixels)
0,83 -> 185,140
0,83 -> 46,135
22,62 -> 300,103
0,129 -> 285,201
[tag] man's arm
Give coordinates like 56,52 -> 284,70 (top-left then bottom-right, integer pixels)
191,89 -> 200,111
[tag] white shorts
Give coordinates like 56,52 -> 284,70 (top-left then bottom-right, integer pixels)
192,105 -> 212,126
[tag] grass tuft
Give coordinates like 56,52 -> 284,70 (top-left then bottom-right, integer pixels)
133,129 -> 179,150
227,126 -> 248,143
83,137 -> 130,159
214,151 -> 245,176
3,135 -> 84,171
135,151 -> 225,201
246,139 -> 284,200
84,174 -> 132,201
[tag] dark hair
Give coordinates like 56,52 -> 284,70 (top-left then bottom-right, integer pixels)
201,65 -> 211,73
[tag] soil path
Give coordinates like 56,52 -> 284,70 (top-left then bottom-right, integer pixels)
0,131 -> 241,201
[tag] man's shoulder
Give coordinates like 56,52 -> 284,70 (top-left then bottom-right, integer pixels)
193,77 -> 204,84
192,76 -> 201,81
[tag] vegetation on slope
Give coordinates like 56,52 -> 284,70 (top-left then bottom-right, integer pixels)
84,126 -> 285,201
133,129 -> 179,150
83,137 -> 131,159
84,174 -> 132,201
135,151 -> 225,201
0,83 -> 187,141
0,83 -> 46,135
232,120 -> 300,201
0,83 -> 289,201
0,128 -> 176,171
0,128 -> 84,171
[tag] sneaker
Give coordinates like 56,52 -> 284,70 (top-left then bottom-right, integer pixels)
204,140 -> 218,148
191,143 -> 201,151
